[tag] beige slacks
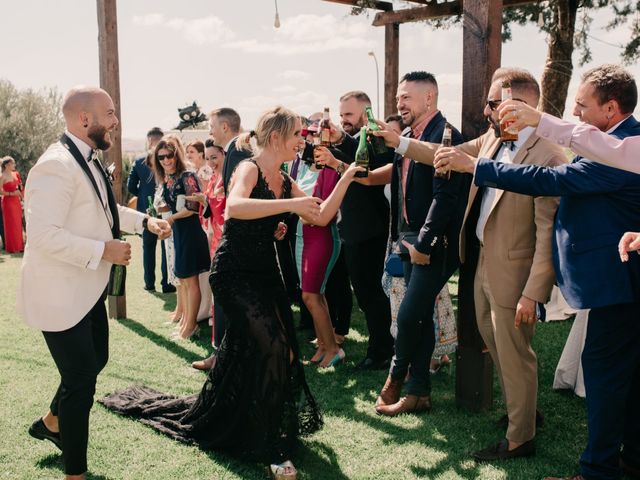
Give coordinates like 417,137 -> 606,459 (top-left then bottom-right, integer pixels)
474,247 -> 538,443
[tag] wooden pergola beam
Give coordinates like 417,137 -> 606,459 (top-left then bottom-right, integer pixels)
372,0 -> 539,26
322,0 -> 393,11
97,0 -> 126,319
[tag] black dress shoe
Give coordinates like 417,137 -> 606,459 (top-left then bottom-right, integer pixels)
144,285 -> 155,291
472,438 -> 535,462
28,418 -> 61,450
355,357 -> 391,371
161,285 -> 176,293
497,409 -> 545,429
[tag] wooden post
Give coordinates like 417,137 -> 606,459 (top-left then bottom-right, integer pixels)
97,0 -> 126,319
384,23 -> 399,118
454,0 -> 503,412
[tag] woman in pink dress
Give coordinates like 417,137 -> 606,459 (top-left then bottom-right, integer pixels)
188,139 -> 227,370
0,156 -> 24,253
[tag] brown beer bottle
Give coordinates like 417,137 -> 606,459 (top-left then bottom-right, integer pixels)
435,123 -> 452,179
500,81 -> 519,141
319,107 -> 331,147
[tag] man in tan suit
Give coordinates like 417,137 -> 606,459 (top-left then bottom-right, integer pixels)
376,68 -> 565,461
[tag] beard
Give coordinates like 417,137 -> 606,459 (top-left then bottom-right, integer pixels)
88,123 -> 113,150
342,120 -> 364,136
487,115 -> 501,137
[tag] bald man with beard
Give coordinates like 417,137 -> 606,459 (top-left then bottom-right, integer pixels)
19,86 -> 171,480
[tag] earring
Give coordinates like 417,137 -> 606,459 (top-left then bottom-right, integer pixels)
83,123 -> 88,128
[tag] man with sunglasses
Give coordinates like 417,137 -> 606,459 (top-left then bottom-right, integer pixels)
375,67 -> 566,462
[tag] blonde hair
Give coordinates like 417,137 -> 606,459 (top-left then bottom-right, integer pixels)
236,106 -> 299,153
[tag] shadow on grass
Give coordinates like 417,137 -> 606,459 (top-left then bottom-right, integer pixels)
149,290 -> 177,313
198,438 -> 350,480
36,453 -> 114,480
115,317 -> 205,364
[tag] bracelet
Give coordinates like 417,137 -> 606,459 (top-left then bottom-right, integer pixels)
336,162 -> 346,175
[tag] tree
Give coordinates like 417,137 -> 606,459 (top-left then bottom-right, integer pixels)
0,79 -> 64,180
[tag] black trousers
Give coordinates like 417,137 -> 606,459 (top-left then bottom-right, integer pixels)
42,295 -> 109,476
325,247 -> 352,336
343,233 -> 393,360
142,228 -> 168,289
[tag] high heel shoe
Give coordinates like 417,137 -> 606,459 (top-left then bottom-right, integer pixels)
319,349 -> 345,369
268,460 -> 297,480
308,353 -> 325,365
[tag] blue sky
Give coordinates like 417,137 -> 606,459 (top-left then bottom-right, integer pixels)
2,0 -> 637,141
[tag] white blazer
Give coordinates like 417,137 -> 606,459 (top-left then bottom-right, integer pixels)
17,141 -> 145,332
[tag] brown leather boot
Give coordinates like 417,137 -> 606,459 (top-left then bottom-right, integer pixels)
375,394 -> 432,417
375,375 -> 404,407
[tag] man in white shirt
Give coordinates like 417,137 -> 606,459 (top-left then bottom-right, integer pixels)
19,86 -> 170,480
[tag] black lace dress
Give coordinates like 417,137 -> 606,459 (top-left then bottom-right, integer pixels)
100,161 -> 322,463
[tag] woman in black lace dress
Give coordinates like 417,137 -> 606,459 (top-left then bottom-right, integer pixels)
100,106 -> 362,479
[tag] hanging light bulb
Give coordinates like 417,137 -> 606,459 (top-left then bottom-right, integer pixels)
274,0 -> 281,29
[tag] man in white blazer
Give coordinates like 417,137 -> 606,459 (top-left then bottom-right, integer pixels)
18,86 -> 171,480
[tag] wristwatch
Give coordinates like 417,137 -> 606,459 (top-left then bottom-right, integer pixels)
142,216 -> 149,231
336,162 -> 346,176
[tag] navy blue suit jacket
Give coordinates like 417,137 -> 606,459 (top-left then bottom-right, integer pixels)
127,155 -> 157,214
474,116 -> 640,309
222,138 -> 251,196
390,111 -> 470,256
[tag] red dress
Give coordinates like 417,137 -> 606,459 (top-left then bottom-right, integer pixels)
1,172 -> 24,253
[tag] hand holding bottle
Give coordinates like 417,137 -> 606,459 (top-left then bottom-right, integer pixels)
498,100 -> 542,131
434,147 -> 476,175
313,146 -> 340,170
102,239 -> 132,265
370,120 -> 401,149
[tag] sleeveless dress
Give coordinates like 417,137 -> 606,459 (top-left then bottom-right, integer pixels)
1,172 -> 24,253
163,171 -> 210,279
100,161 -> 322,463
294,163 -> 341,294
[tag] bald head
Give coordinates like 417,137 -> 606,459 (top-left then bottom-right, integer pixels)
63,86 -> 118,150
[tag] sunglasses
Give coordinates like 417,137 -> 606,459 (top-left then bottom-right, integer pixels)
486,98 -> 523,111
157,151 -> 175,161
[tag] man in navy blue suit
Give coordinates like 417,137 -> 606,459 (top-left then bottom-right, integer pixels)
467,65 -> 640,480
127,127 -> 172,293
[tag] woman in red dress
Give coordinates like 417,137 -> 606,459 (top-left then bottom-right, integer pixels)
0,156 -> 24,253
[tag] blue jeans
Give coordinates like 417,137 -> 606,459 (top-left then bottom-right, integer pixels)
580,302 -> 640,480
389,252 -> 458,396
142,229 -> 168,289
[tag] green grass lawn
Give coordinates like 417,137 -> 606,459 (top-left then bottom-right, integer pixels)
0,235 -> 588,479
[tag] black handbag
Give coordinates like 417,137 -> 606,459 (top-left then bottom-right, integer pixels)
384,253 -> 404,277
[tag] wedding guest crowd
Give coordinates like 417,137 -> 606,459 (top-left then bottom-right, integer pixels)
17,62 -> 640,480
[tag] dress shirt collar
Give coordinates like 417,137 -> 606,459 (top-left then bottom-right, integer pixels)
513,126 -> 536,149
606,115 -> 632,134
411,110 -> 439,139
224,136 -> 238,153
65,130 -> 94,162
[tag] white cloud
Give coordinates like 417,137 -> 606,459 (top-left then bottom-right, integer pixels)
132,13 -> 235,45
223,14 -> 375,55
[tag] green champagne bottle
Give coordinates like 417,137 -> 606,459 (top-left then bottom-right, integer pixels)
147,195 -> 157,217
365,106 -> 388,155
108,263 -> 126,296
354,127 -> 369,178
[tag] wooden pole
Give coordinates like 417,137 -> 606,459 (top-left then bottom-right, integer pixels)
454,0 -> 503,412
97,0 -> 126,319
384,23 -> 399,118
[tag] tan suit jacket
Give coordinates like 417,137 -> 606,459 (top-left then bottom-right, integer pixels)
405,130 -> 566,308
